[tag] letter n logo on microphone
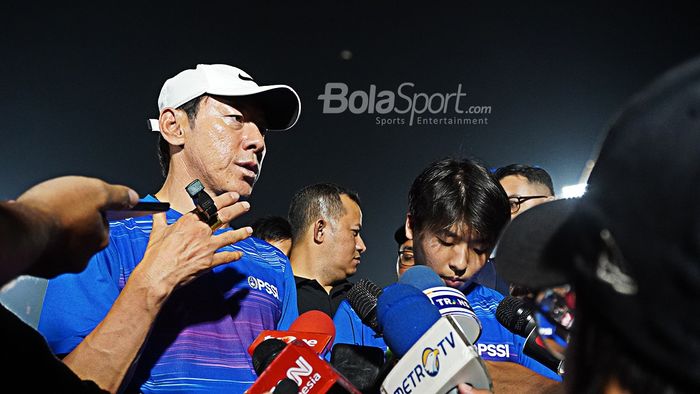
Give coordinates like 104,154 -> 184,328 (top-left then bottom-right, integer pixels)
286,356 -> 313,385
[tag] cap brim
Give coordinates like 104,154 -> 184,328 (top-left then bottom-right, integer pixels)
494,198 -> 579,289
147,84 -> 301,133
212,84 -> 301,131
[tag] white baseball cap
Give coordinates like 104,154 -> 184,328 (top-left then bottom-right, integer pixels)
147,64 -> 301,132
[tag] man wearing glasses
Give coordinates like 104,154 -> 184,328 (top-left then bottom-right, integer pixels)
471,164 -> 557,297
394,224 -> 415,277
494,164 -> 555,219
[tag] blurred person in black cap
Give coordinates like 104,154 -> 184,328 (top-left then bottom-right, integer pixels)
394,224 -> 415,277
495,55 -> 700,393
252,215 -> 293,256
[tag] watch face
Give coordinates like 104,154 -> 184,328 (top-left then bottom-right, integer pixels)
186,179 -> 205,197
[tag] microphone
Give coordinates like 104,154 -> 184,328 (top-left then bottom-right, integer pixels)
330,344 -> 385,393
247,310 -> 336,358
377,284 -> 492,392
495,296 -> 564,374
377,283 -> 441,357
346,279 -> 383,333
247,338 -> 361,394
399,266 -> 482,344
273,378 -> 300,394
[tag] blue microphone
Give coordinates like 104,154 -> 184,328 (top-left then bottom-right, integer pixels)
376,283 -> 441,357
399,266 -> 482,344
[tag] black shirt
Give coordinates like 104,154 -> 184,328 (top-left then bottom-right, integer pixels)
0,305 -> 109,393
294,276 -> 354,317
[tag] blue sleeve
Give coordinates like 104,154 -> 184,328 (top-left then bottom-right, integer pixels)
38,245 -> 122,355
276,257 -> 298,330
331,300 -> 386,354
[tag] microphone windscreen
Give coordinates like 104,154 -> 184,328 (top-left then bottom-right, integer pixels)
496,296 -> 535,337
347,278 -> 383,332
252,338 -> 287,375
377,284 -> 441,357
289,310 -> 336,342
398,265 -> 443,290
330,344 -> 384,393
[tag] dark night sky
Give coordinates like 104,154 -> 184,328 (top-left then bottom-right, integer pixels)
2,2 -> 699,287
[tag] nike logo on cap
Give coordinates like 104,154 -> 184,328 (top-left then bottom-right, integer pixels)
239,73 -> 255,82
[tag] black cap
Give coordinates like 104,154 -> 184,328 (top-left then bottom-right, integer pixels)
495,198 -> 578,289
495,55 -> 700,388
394,224 -> 408,245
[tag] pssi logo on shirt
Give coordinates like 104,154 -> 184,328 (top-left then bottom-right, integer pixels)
247,276 -> 280,300
476,343 -> 511,359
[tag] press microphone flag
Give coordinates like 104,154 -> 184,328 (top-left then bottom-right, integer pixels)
248,339 -> 361,394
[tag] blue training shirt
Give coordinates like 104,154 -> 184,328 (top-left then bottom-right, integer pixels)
331,282 -> 561,381
38,197 -> 298,393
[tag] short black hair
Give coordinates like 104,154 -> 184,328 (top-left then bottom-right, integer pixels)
408,157 -> 510,248
156,95 -> 207,177
288,183 -> 361,244
494,164 -> 555,196
251,215 -> 292,242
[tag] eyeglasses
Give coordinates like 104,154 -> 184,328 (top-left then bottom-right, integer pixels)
397,248 -> 415,269
508,195 -> 549,214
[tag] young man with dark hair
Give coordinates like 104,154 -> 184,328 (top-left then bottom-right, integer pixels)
404,158 -> 558,380
333,158 -> 561,390
251,215 -> 293,256
287,183 -> 366,317
38,64 -> 301,393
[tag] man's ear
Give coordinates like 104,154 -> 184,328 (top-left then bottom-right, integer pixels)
405,214 -> 413,240
159,108 -> 187,146
313,219 -> 326,244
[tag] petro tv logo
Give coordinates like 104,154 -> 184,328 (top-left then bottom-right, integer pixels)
317,82 -> 491,127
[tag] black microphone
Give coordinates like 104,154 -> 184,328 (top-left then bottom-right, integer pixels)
330,344 -> 385,394
496,296 -> 564,374
346,279 -> 383,333
273,378 -> 299,394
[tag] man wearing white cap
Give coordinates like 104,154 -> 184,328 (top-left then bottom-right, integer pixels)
38,64 -> 302,393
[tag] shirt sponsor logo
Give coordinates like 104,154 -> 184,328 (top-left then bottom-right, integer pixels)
247,276 -> 280,300
476,343 -> 511,359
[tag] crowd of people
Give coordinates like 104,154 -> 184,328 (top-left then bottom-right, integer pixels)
2,57 -> 699,394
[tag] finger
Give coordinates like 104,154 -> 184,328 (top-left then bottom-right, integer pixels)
212,227 -> 252,248
212,251 -> 244,267
101,183 -> 140,211
151,212 -> 167,231
212,191 -> 240,211
216,201 -> 251,224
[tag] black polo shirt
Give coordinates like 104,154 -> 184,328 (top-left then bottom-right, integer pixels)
294,276 -> 354,318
